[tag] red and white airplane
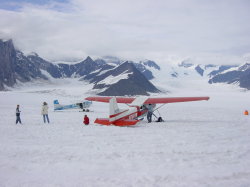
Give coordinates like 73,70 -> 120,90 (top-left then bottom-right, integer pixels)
85,96 -> 210,126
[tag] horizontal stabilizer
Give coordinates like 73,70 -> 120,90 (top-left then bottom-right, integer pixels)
94,118 -> 139,126
113,119 -> 139,126
95,118 -> 111,125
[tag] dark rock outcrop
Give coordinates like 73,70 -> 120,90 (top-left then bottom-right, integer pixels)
0,40 -> 46,89
0,39 -> 16,89
133,62 -> 154,80
195,65 -> 204,76
141,60 -> 161,70
208,65 -> 237,77
27,53 -> 63,78
15,51 -> 46,81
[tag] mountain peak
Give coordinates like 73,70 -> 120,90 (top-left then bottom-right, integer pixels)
238,63 -> 250,71
0,39 -> 15,50
77,56 -> 95,65
86,56 -> 91,59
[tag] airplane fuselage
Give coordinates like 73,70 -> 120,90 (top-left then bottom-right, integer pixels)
109,104 -> 155,123
54,104 -> 78,111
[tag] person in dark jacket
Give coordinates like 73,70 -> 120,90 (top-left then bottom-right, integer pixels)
83,115 -> 89,125
16,105 -> 22,124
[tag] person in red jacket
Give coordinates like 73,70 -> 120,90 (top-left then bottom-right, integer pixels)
83,115 -> 89,125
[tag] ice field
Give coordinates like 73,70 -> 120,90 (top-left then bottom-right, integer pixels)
0,83 -> 250,187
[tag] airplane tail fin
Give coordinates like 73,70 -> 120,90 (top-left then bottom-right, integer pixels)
54,100 -> 62,110
109,97 -> 127,122
109,97 -> 119,117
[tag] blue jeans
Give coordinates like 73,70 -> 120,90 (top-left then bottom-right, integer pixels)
16,116 -> 22,124
43,114 -> 50,123
147,112 -> 152,123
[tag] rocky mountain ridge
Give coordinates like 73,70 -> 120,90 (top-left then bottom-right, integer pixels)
0,39 -> 160,95
1,39 -> 249,93
208,63 -> 250,89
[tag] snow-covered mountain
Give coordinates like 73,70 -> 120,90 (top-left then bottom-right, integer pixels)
176,61 -> 250,90
90,61 -> 160,96
1,39 -> 250,94
0,39 -> 161,95
209,63 -> 250,89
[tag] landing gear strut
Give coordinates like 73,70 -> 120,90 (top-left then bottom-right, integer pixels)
152,110 -> 164,122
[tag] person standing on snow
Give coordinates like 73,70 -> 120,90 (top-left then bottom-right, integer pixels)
83,115 -> 89,125
16,104 -> 22,124
147,104 -> 153,123
41,102 -> 50,123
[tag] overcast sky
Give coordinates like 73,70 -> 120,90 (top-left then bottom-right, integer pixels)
0,0 -> 250,65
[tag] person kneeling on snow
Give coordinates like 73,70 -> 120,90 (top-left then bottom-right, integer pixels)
83,115 -> 89,125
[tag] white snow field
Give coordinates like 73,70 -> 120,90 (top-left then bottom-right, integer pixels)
0,83 -> 250,187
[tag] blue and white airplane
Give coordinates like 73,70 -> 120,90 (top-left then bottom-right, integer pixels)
54,100 -> 92,111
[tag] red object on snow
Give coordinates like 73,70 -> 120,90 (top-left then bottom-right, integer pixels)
94,118 -> 139,126
83,115 -> 89,125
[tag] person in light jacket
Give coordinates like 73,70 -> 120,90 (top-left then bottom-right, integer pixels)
41,102 -> 50,123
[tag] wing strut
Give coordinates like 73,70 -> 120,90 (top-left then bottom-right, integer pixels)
152,103 -> 167,113
151,103 -> 167,122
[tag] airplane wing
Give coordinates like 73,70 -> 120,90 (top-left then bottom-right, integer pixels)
85,97 -> 135,103
85,96 -> 209,104
144,97 -> 209,104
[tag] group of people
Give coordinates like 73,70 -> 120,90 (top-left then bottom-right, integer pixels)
16,102 -> 159,125
16,102 -> 50,124
15,102 -> 90,125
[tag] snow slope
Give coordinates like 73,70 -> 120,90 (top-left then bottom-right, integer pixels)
98,71 -> 133,86
0,84 -> 250,187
